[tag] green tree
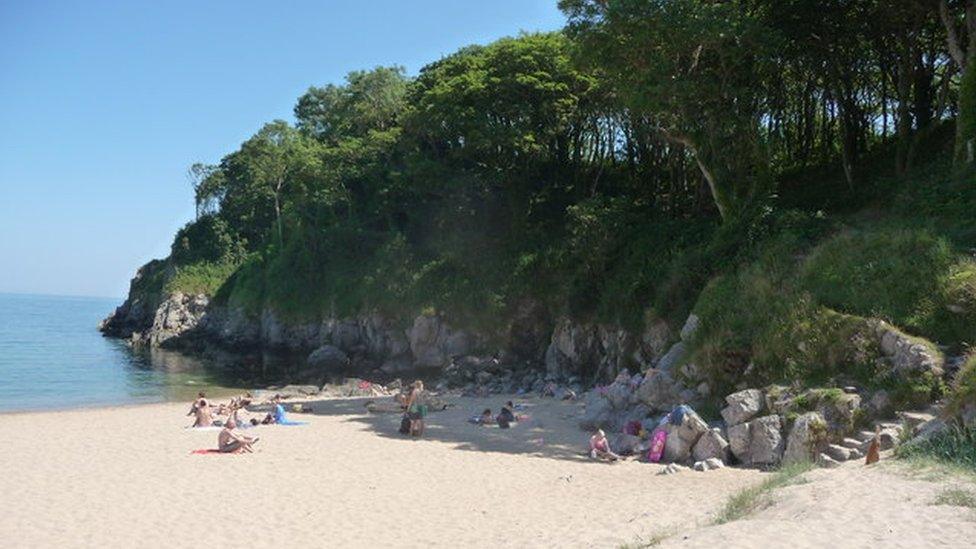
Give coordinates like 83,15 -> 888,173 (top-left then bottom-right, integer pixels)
939,0 -> 976,164
561,0 -> 779,220
295,66 -> 408,143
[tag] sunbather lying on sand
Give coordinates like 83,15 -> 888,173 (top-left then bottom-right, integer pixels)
589,429 -> 619,462
218,419 -> 258,453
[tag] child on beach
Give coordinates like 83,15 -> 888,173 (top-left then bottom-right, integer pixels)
589,429 -> 620,462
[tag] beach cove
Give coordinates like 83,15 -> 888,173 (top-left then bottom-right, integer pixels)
1,394 -> 973,548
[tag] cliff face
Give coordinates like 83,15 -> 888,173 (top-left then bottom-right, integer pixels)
99,267 -> 678,384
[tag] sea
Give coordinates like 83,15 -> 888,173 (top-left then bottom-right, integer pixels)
0,293 -> 244,413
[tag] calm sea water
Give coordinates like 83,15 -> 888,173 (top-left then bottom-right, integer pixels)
0,293 -> 242,412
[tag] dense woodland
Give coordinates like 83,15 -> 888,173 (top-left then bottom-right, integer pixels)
147,1 -> 976,402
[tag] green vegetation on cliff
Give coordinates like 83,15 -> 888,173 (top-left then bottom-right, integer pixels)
131,2 -> 976,397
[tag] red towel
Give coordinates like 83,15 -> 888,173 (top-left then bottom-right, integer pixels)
190,449 -> 222,455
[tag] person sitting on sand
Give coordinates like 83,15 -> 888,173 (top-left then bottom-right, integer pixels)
589,429 -> 619,462
480,409 -> 495,425
405,380 -> 427,437
218,419 -> 258,453
497,402 -> 515,428
188,392 -> 213,427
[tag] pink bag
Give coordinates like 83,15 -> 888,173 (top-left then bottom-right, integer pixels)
647,429 -> 667,463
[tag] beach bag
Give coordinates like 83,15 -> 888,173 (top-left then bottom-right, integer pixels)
399,414 -> 411,435
647,429 -> 667,463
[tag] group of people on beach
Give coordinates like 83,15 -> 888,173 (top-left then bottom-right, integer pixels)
189,392 -> 303,453
470,401 -> 518,428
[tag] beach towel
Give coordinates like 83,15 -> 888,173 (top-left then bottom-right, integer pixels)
190,449 -> 223,455
647,429 -> 667,463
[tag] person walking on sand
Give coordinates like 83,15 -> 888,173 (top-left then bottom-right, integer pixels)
589,429 -> 619,462
218,419 -> 258,453
405,380 -> 427,437
189,392 -> 213,427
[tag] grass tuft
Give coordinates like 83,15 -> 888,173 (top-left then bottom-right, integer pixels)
932,488 -> 976,508
713,462 -> 814,525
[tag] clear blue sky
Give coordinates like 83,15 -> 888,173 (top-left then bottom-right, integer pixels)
0,1 -> 565,298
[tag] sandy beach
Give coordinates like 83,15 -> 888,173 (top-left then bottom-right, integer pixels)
0,394 -> 973,548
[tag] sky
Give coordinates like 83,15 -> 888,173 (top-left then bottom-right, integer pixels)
0,1 -> 565,299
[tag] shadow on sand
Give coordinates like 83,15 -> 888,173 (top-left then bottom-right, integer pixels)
272,394 -> 609,464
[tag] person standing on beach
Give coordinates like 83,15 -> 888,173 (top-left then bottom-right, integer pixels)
405,380 -> 427,437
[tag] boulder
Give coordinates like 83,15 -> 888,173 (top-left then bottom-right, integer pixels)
824,443 -> 853,462
721,389 -> 765,427
877,323 -> 944,377
662,407 -> 709,464
727,422 -> 751,463
816,392 -> 861,436
692,428 -> 731,463
783,412 -> 828,465
748,415 -> 785,466
817,453 -> 842,468
605,381 -> 634,410
896,411 -> 936,436
635,370 -> 687,412
705,457 -> 725,470
307,345 -> 350,370
278,384 -> 320,396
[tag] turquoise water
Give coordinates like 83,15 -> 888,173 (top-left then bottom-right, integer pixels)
0,293 -> 240,412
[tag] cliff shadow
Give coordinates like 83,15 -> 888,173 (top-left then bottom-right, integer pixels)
270,394 -> 603,463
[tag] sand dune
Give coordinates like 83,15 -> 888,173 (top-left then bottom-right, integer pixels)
0,395 -> 972,548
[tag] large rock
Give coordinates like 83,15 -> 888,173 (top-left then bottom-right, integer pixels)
749,415 -> 785,466
544,317 -> 640,382
815,391 -> 861,436
307,345 -> 350,370
408,314 -> 474,368
721,389 -> 764,427
635,370 -> 687,412
727,422 -> 751,462
729,415 -> 784,466
662,407 -> 709,464
783,412 -> 828,465
605,381 -> 634,410
875,322 -> 944,377
692,428 -> 731,463
145,292 -> 210,346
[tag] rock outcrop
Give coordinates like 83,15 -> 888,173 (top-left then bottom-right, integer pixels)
782,412 -> 828,464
